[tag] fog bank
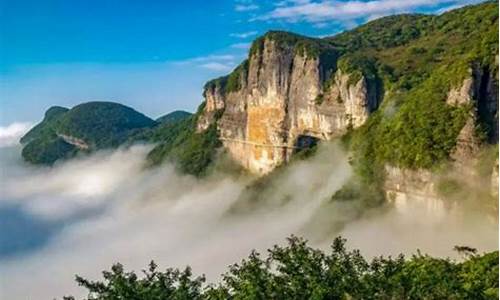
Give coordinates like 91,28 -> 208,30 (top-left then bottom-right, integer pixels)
0,124 -> 497,299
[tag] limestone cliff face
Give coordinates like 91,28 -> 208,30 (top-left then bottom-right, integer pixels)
198,34 -> 378,174
383,166 -> 448,218
384,66 -> 499,208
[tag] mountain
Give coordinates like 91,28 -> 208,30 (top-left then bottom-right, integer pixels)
20,101 -> 219,174
156,110 -> 192,125
193,2 -> 498,204
21,2 -> 499,197
21,101 -> 156,164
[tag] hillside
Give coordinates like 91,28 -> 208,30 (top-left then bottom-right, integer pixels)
21,102 -> 156,164
155,110 -> 192,125
20,102 -> 220,174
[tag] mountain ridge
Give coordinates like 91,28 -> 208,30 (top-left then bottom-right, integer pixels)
21,2 -> 499,196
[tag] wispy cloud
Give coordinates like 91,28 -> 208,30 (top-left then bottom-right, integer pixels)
230,42 -> 252,50
1,140 -> 497,299
230,31 -> 259,38
200,62 -> 235,72
174,54 -> 236,65
235,4 -> 260,11
257,0 -> 482,23
172,54 -> 238,72
0,122 -> 32,148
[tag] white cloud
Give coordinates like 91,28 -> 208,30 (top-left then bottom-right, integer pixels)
173,54 -> 235,65
0,122 -> 33,148
0,140 -> 497,299
231,42 -> 252,49
0,142 -> 354,299
235,4 -> 259,11
171,55 -> 237,72
230,31 -> 259,38
200,62 -> 235,72
1,146 -> 152,220
258,0 -> 481,23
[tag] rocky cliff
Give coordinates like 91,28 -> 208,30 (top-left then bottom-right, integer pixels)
198,32 -> 379,174
197,2 -> 498,207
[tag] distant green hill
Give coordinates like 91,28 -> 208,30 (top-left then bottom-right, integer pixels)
21,102 -> 219,174
21,102 -> 156,164
155,110 -> 192,125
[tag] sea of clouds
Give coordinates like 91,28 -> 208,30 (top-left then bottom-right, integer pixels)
0,122 -> 497,299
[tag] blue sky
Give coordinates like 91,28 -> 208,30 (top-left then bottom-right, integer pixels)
0,0 -> 486,125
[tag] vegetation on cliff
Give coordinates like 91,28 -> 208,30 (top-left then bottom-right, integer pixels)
250,30 -> 336,59
334,1 -> 497,171
145,116 -> 221,176
62,236 -> 498,300
20,106 -> 69,145
140,103 -> 221,177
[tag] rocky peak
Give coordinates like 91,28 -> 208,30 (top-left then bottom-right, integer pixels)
197,31 -> 379,174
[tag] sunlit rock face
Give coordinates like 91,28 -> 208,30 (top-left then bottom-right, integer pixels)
198,35 -> 378,174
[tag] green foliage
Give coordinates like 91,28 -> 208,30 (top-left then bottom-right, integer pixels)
22,134 -> 78,165
57,102 -> 156,148
203,60 -> 248,94
64,236 -> 499,300
63,261 -> 205,300
203,76 -> 228,96
21,102 -> 156,164
336,54 -> 379,86
250,31 -> 335,59
155,110 -> 192,125
330,179 -> 385,208
333,1 -> 498,171
459,251 -> 500,299
328,14 -> 433,51
20,106 -> 68,144
146,112 -> 222,177
314,94 -> 325,105
249,36 -> 265,57
226,60 -> 249,93
373,76 -> 471,169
